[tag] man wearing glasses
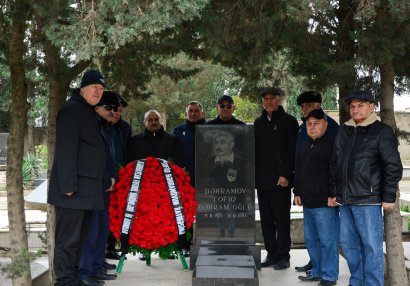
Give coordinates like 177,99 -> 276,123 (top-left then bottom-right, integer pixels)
207,95 -> 245,125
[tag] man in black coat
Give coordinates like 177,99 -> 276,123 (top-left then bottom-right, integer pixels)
254,87 -> 299,270
127,110 -> 182,165
48,70 -> 107,286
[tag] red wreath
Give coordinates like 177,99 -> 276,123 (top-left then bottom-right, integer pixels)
109,157 -> 196,252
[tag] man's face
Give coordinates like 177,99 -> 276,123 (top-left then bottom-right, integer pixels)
80,84 -> 104,106
349,100 -> 375,123
145,112 -> 161,132
214,134 -> 234,157
262,94 -> 281,113
186,104 -> 204,123
112,104 -> 123,124
95,105 -> 114,122
307,117 -> 328,140
300,102 -> 320,118
217,100 -> 234,121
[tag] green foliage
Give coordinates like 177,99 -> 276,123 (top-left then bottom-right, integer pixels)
400,205 -> 410,213
232,96 -> 260,122
35,144 -> 48,173
0,249 -> 41,279
22,153 -> 41,190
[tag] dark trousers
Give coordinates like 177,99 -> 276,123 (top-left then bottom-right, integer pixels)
54,207 -> 93,286
79,208 -> 109,279
107,231 -> 117,251
257,189 -> 291,262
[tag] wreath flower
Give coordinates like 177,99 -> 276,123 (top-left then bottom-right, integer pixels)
109,157 -> 196,266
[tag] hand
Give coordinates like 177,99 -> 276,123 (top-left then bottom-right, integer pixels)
328,197 -> 338,207
294,196 -> 302,206
382,202 -> 395,211
106,178 -> 116,192
277,176 -> 289,188
65,192 -> 74,197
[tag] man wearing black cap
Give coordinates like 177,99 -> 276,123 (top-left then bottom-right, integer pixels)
330,90 -> 402,286
293,109 -> 340,286
254,87 -> 299,270
294,91 -> 339,273
48,70 -> 107,286
207,95 -> 245,125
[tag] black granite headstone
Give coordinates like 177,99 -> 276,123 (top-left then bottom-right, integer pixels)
193,125 -> 259,285
195,125 -> 255,244
0,133 -> 8,166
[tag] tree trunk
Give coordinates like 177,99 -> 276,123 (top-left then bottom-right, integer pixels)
379,61 -> 408,285
6,0 -> 31,285
27,125 -> 35,154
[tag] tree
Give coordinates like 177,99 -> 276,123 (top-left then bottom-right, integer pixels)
5,0 -> 32,285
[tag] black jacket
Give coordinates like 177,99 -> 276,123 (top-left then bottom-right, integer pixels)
293,130 -> 335,208
127,125 -> 183,166
329,114 -> 403,205
207,116 -> 246,125
48,90 -> 106,210
254,107 -> 299,190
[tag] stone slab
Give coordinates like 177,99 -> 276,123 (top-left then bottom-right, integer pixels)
196,255 -> 255,267
0,133 -> 8,166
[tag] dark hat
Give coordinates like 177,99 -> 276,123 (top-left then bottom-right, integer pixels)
80,69 -> 105,88
217,95 -> 234,104
344,90 -> 375,105
297,91 -> 322,106
260,87 -> 283,97
97,91 -> 120,106
117,95 -> 128,107
305,108 -> 327,121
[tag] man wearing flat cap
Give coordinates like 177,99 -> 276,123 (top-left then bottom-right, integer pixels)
254,87 -> 299,270
207,95 -> 245,125
329,90 -> 403,286
48,69 -> 107,285
294,109 -> 340,286
294,90 -> 339,273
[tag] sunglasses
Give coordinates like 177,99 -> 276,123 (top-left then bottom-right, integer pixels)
102,105 -> 119,112
219,104 -> 233,109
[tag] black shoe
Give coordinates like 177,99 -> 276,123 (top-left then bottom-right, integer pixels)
274,260 -> 290,270
103,261 -> 116,270
93,273 -> 117,281
295,260 -> 313,272
318,279 -> 336,286
261,257 -> 276,268
139,253 -> 146,261
80,277 -> 105,286
182,249 -> 190,257
298,274 -> 321,282
105,249 -> 121,260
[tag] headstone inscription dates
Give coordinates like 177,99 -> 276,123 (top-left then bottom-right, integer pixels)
0,133 -> 9,166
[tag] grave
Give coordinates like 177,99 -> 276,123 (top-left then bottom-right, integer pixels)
192,125 -> 259,286
0,133 -> 8,167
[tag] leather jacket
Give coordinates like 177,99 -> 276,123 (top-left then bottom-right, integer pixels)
329,113 -> 402,205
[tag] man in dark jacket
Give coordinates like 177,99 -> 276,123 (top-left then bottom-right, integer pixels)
254,87 -> 299,270
173,101 -> 206,186
294,90 -> 339,273
48,70 -> 107,286
127,110 -> 182,165
294,109 -> 339,286
207,95 -> 245,125
330,90 -> 403,286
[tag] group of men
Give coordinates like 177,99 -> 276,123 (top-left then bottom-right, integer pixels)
48,69 -> 403,286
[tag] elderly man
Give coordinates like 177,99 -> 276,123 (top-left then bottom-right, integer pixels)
294,91 -> 339,273
48,70 -> 107,286
254,87 -> 299,270
173,101 -> 206,186
294,109 -> 339,286
330,90 -> 403,286
127,110 -> 182,165
207,95 -> 245,125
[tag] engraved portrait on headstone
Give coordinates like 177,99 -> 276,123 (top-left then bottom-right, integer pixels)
195,125 -> 255,244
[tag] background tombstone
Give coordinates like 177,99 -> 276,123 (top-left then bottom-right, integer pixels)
192,125 -> 260,286
0,133 -> 8,167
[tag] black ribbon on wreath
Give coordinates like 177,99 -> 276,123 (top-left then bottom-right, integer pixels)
158,158 -> 189,250
119,159 -> 146,256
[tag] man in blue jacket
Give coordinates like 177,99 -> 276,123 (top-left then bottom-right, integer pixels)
330,90 -> 402,286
